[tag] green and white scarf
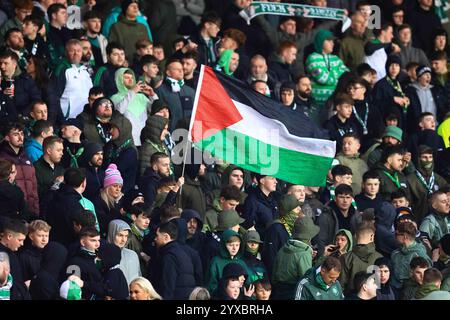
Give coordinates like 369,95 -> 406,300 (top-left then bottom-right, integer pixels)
239,2 -> 351,32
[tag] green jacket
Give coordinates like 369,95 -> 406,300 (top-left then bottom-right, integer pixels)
441,266 -> 450,291
407,170 -> 448,223
272,239 -> 313,299
33,157 -> 65,201
305,52 -> 348,106
335,152 -> 369,194
401,278 -> 421,300
375,163 -> 410,201
125,225 -> 147,277
109,17 -> 151,64
138,115 -> 169,175
294,267 -> 344,300
339,29 -> 373,71
413,283 -> 450,300
205,229 -> 249,294
391,241 -> 432,289
419,211 -> 450,248
339,242 -> 382,294
203,197 -> 222,233
178,176 -> 207,220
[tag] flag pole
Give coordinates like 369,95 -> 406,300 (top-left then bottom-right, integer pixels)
180,64 -> 206,195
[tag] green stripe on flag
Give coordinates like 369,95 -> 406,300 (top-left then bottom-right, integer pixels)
194,128 -> 333,186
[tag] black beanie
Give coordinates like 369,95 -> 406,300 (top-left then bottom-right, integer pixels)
385,54 -> 401,74
121,0 -> 138,15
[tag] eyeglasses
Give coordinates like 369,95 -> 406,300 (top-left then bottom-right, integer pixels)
99,99 -> 113,108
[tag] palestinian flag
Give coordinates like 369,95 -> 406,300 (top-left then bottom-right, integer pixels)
188,66 -> 336,186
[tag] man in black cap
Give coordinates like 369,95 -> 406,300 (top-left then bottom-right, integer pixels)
60,118 -> 86,169
406,65 -> 446,134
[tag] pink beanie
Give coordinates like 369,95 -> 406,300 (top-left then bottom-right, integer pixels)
104,164 -> 123,188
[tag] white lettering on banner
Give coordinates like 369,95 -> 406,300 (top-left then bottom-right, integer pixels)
66,5 -> 82,30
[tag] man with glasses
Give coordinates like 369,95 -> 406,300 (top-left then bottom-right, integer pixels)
81,97 -> 132,148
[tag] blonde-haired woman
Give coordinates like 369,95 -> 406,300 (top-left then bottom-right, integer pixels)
129,277 -> 162,300
93,164 -> 124,237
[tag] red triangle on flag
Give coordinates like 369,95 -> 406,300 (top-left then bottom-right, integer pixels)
191,66 -> 243,142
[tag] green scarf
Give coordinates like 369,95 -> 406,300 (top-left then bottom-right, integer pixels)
66,146 -> 85,168
110,68 -> 150,118
131,223 -> 150,242
279,210 -> 298,236
245,245 -> 259,256
109,138 -> 132,161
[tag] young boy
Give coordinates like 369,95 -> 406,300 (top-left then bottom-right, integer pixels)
324,93 -> 358,151
126,203 -> 151,277
132,39 -> 153,75
400,256 -> 430,300
391,188 -> 411,209
355,170 -> 383,211
0,218 -> 29,300
22,14 -> 48,60
153,43 -> 166,72
279,82 -> 296,108
254,278 -> 272,300
206,229 -> 248,294
335,133 -> 369,194
65,227 -> 105,300
322,164 -> 353,205
19,220 -> 51,282
138,54 -> 161,89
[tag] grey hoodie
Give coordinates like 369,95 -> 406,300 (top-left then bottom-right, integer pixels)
107,219 -> 141,285
411,83 -> 437,115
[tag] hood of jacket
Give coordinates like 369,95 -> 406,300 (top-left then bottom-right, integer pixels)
140,115 -> 168,144
219,229 -> 244,259
351,242 -> 378,263
415,283 -> 439,299
281,238 -> 312,254
217,49 -> 235,76
107,219 -> 131,246
181,209 -> 204,231
171,217 -> 188,244
336,229 -> 353,252
114,67 -> 135,96
99,242 -> 122,270
221,164 -> 244,188
375,202 -> 397,228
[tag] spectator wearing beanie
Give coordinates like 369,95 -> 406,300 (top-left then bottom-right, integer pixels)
78,142 -> 105,202
406,65 -> 446,134
372,54 -> 409,130
103,117 -> 137,194
374,257 -> 396,300
93,164 -> 124,237
108,0 -> 152,64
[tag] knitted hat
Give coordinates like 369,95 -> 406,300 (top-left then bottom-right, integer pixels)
216,210 -> 245,231
416,65 -> 432,79
59,280 -> 82,300
222,262 -> 248,279
291,216 -> 320,241
279,194 -> 301,217
121,0 -> 139,15
150,99 -> 171,118
385,54 -> 401,74
314,29 -> 335,53
382,125 -> 403,142
440,234 -> 450,256
104,164 -> 123,188
81,142 -> 103,163
64,118 -> 84,131
244,230 -> 263,244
